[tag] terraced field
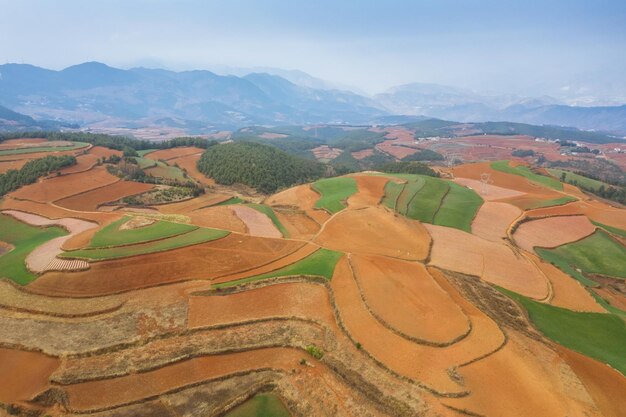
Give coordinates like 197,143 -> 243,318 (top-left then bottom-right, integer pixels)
491,160 -> 563,190
0,162 -> 625,417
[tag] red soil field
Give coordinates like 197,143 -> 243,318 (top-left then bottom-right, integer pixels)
525,253 -> 604,312
526,199 -> 626,230
351,254 -> 469,344
58,153 -> 99,174
453,162 -> 557,195
274,210 -> 319,239
168,153 -> 215,185
351,148 -> 374,160
315,206 -> 431,261
211,242 -> 315,285
28,235 -> 302,297
267,184 -> 331,225
87,146 -> 122,159
0,138 -> 48,148
144,146 -> 203,161
559,347 -> 626,417
9,166 -> 119,203
375,140 -> 419,159
55,181 -> 154,211
63,348 -> 308,411
186,206 -> 248,233
472,202 -> 521,242
231,205 -> 282,238
157,192 -> 232,214
0,198 -> 117,225
425,224 -> 549,299
513,215 -> 596,252
453,177 -> 525,201
0,159 -> 29,173
331,257 -> 504,395
311,145 -> 342,160
445,332 -> 600,417
0,348 -> 60,404
188,281 -> 335,329
347,175 -> 388,207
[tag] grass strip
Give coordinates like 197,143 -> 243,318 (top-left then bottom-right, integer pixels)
88,216 -> 198,248
491,160 -> 563,190
522,196 -> 577,210
224,393 -> 291,417
312,177 -> 358,214
0,141 -> 89,156
591,220 -> 626,238
434,181 -> 483,232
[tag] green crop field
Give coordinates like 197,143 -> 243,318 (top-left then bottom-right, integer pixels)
145,160 -> 187,181
0,141 -> 90,156
503,288 -> 626,376
406,176 -> 449,223
0,214 -> 67,284
224,393 -> 291,417
245,204 -> 289,237
547,169 -> 608,192
88,216 -> 198,248
214,248 -> 343,288
396,176 -> 426,215
434,182 -> 483,232
313,177 -> 358,214
543,230 -> 626,279
535,248 -> 599,287
591,221 -> 626,238
381,181 -> 404,210
134,157 -> 157,169
522,196 -> 577,210
214,197 -> 245,206
491,160 -> 563,190
63,227 -> 228,261
137,149 -> 157,157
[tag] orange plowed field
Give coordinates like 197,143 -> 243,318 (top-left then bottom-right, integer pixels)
0,138 -> 48,148
212,242 -> 314,285
330,257 -> 504,394
425,224 -> 549,299
188,281 -> 335,329
315,206 -> 430,261
0,159 -> 29,173
28,235 -> 301,297
267,184 -> 330,225
453,177 -> 525,201
145,147 -> 203,161
471,202 -> 521,242
444,332 -> 600,417
347,175 -> 388,207
525,253 -> 603,312
157,193 -> 232,214
274,210 -> 319,239
58,153 -> 99,174
55,181 -> 154,211
513,215 -> 596,252
453,162 -> 557,195
63,348 -> 304,411
351,255 -> 469,344
168,153 -> 215,185
351,149 -> 374,160
186,206 -> 247,233
87,146 -> 122,159
231,205 -> 282,238
527,199 -> 626,230
0,197 -> 118,224
9,166 -> 119,203
0,348 -> 60,404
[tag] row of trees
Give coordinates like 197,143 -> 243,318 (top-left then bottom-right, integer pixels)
0,155 -> 76,196
197,142 -> 324,193
375,161 -> 440,177
0,131 -> 218,152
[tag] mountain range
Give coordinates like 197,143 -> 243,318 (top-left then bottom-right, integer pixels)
0,62 -> 624,135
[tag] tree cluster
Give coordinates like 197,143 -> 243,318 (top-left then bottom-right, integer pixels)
375,161 -> 440,177
0,155 -> 76,196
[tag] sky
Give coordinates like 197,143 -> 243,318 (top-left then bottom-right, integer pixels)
1,0 -> 625,96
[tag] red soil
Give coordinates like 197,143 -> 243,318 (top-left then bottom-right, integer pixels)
231,205 -> 282,238
274,210 -> 320,239
211,243 -> 316,285
9,166 -> 119,203
157,193 -> 232,214
445,332 -> 601,417
311,145 -> 343,161
0,348 -> 60,404
453,162 -> 557,195
527,199 -> 626,231
87,146 -> 122,159
168,153 -> 215,186
330,257 -> 504,394
351,254 -> 469,344
0,198 -> 117,225
28,235 -> 302,297
347,175 -> 388,207
425,224 -> 549,299
472,202 -> 521,242
55,181 -> 153,211
0,159 -> 29,173
58,153 -> 99,175
351,149 -> 374,160
375,140 -> 419,159
186,206 -> 248,233
188,281 -> 335,329
525,253 -> 604,312
513,215 -> 596,252
453,177 -> 525,201
63,348 -> 309,411
144,147 -> 203,161
267,184 -> 330,226
315,206 -> 431,261
0,138 -> 48,148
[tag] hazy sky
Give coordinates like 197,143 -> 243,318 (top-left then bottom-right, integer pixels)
1,0 -> 625,94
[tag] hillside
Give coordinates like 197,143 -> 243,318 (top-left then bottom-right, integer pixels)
197,142 -> 324,193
